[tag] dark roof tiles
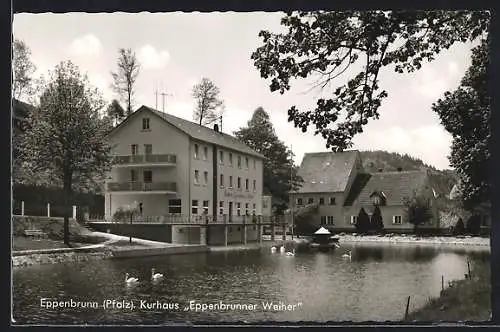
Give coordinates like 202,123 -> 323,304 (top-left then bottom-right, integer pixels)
294,151 -> 360,193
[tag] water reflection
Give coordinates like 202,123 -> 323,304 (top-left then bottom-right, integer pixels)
13,245 -> 490,324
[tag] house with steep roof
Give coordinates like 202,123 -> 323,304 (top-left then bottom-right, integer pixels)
105,106 -> 265,234
291,150 -> 441,232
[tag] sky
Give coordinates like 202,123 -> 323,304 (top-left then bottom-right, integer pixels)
12,12 -> 477,170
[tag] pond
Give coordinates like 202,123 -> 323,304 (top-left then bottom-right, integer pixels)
12,243 -> 490,324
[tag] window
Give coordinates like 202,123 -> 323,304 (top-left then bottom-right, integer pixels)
245,157 -> 249,168
219,150 -> 224,164
194,170 -> 200,185
319,197 -> 325,205
253,159 -> 256,169
220,174 -> 224,187
168,199 -> 181,214
202,200 -> 209,215
192,200 -> 199,214
350,216 -> 358,225
263,199 -> 268,209
308,198 -> 314,204
203,146 -> 208,160
327,216 -> 334,225
237,155 -> 242,168
131,144 -> 139,155
253,180 -> 256,192
296,198 -> 303,206
237,202 -> 241,216
142,118 -> 150,130
320,216 -> 326,225
203,171 -> 208,186
252,203 -> 256,214
194,144 -> 199,159
229,153 -> 233,166
229,176 -> 233,188
329,197 -> 336,205
144,144 -> 152,155
143,170 -> 152,183
393,215 -> 402,225
219,201 -> 224,215
245,179 -> 249,191
245,203 -> 249,215
130,170 -> 137,182
237,177 -> 241,189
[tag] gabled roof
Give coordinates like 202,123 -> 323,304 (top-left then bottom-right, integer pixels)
344,170 -> 429,206
110,105 -> 265,159
314,227 -> 331,235
293,150 -> 360,193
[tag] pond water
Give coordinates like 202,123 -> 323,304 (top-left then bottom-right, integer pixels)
12,243 -> 490,324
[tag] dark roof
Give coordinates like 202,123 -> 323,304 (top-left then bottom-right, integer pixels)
344,170 -> 429,206
112,105 -> 265,159
294,151 -> 360,193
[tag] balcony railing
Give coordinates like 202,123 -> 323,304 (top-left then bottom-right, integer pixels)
113,154 -> 177,166
107,181 -> 177,192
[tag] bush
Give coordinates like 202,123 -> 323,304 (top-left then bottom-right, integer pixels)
355,207 -> 371,234
466,215 -> 481,235
371,205 -> 385,234
453,218 -> 465,236
112,206 -> 139,223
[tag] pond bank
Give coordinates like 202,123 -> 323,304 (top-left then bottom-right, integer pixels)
406,268 -> 491,321
338,234 -> 490,247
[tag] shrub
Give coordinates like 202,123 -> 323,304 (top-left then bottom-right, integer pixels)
371,205 -> 385,234
355,207 -> 371,234
453,218 -> 465,235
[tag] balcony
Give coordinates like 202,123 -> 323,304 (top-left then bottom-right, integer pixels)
107,181 -> 177,194
112,154 -> 177,167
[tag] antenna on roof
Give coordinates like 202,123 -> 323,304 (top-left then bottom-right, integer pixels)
155,80 -> 159,109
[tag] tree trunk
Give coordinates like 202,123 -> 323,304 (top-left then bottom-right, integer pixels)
63,171 -> 73,246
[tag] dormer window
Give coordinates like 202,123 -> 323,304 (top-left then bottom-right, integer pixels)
142,118 -> 150,130
370,191 -> 387,206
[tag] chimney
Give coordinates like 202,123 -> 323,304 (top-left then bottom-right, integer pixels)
397,167 -> 403,172
377,168 -> 383,173
213,124 -> 219,132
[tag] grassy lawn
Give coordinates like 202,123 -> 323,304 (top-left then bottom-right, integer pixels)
12,236 -> 71,251
406,267 -> 491,322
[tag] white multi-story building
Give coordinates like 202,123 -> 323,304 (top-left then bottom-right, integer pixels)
105,105 -> 265,222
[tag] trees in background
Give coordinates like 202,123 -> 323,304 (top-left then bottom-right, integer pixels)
191,77 -> 225,126
12,39 -> 37,102
20,61 -> 113,245
234,107 -> 303,214
111,48 -> 140,116
251,11 -> 489,152
106,99 -> 126,126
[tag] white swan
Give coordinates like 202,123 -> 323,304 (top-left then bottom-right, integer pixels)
271,246 -> 277,253
280,246 -> 285,253
285,248 -> 295,256
125,273 -> 139,284
151,268 -> 164,280
342,251 -> 352,260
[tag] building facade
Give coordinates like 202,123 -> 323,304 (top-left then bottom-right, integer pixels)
291,151 -> 441,232
105,106 -> 265,222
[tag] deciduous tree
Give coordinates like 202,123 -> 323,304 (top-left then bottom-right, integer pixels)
111,48 -> 140,115
251,10 -> 489,151
403,192 -> 433,233
234,107 -> 303,214
191,78 -> 225,126
20,61 -> 113,245
432,39 -> 490,210
12,39 -> 37,101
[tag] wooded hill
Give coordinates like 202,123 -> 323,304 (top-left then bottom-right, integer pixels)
359,150 -> 457,198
